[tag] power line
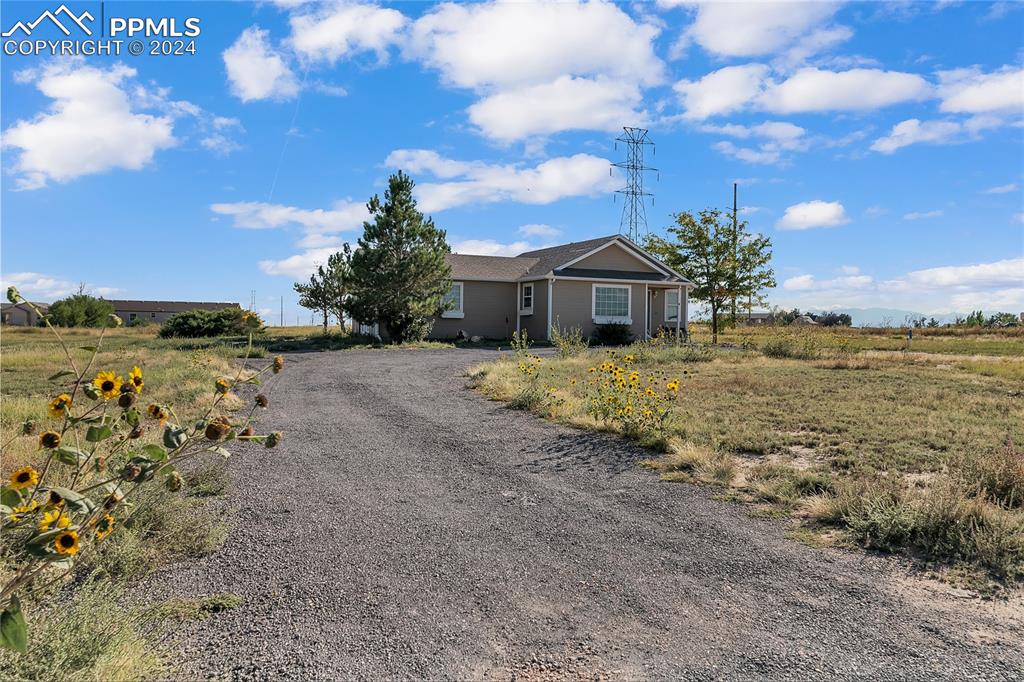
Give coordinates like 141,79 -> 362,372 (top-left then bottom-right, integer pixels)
611,126 -> 657,242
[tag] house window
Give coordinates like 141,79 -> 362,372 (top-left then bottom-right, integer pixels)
592,284 -> 631,323
150,312 -> 156,319
441,282 -> 464,318
521,283 -> 533,314
665,290 -> 680,322
129,313 -> 138,322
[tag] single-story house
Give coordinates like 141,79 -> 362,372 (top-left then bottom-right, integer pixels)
361,235 -> 693,341
742,311 -> 774,326
1,302 -> 49,326
109,300 -> 240,325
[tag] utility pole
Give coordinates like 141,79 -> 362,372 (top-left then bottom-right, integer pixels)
611,127 -> 657,242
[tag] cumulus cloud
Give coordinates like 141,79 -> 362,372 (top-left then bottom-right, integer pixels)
903,210 -> 944,220
467,76 -> 645,143
288,3 -> 407,63
259,248 -> 345,278
210,200 -> 367,233
937,66 -> 1024,114
406,1 -> 662,141
783,273 -> 873,292
675,65 -> 930,119
518,224 -> 561,238
0,272 -> 121,301
449,239 -> 537,256
703,120 -> 807,164
983,183 -> 1018,194
870,118 -> 963,153
223,26 -> 300,102
776,200 -> 850,230
667,0 -> 849,64
2,62 -> 177,190
384,150 -> 619,212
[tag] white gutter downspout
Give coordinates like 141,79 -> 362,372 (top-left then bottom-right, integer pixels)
683,285 -> 689,339
644,283 -> 649,339
676,284 -> 682,340
546,276 -> 554,341
516,282 -> 521,334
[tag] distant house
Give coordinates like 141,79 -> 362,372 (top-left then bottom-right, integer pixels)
742,311 -> 773,326
1,302 -> 49,326
108,300 -> 240,325
791,315 -> 819,326
359,235 -> 694,341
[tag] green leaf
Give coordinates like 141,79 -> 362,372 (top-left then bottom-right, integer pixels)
44,487 -> 93,514
1,595 -> 28,653
141,444 -> 167,462
53,448 -> 88,466
124,408 -> 140,428
47,369 -> 76,381
0,487 -> 23,508
0,505 -> 12,516
162,425 -> 187,450
79,345 -> 97,352
86,425 -> 113,443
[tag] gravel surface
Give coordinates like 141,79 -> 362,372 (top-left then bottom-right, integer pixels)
153,348 -> 1022,680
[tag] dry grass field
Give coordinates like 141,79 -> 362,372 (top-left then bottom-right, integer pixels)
472,326 -> 1024,592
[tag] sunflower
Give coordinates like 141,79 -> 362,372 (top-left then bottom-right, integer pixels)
146,403 -> 169,425
272,355 -> 285,374
39,508 -> 71,532
9,465 -> 39,490
93,514 -> 115,540
38,431 -> 61,449
46,489 -> 65,507
7,500 -> 39,523
128,366 -> 144,393
665,379 -> 680,393
215,378 -> 231,395
93,371 -> 123,400
47,393 -> 73,419
53,530 -> 79,555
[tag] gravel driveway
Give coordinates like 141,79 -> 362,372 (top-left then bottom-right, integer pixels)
156,348 -> 1022,680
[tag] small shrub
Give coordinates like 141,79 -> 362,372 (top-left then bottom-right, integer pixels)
185,460 -> 231,498
46,294 -> 115,328
509,329 -> 532,358
149,593 -> 242,622
591,323 -> 634,346
955,440 -> 1024,509
583,352 -> 681,441
159,307 -> 263,338
550,319 -> 588,358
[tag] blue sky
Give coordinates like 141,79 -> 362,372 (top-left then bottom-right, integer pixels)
2,0 -> 1022,323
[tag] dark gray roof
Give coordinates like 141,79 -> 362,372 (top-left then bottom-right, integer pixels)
1,302 -> 49,311
517,236 -> 619,278
445,253 -> 537,281
106,300 -> 240,313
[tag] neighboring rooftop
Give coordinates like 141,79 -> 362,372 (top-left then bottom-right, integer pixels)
445,253 -> 538,281
106,300 -> 240,313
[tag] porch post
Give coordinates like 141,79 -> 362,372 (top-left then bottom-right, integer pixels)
516,282 -> 521,334
682,286 -> 689,339
675,285 -> 682,340
644,283 -> 649,339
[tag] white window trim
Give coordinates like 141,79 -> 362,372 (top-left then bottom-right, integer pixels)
441,281 -> 464,319
520,283 -> 534,315
591,283 -> 631,324
664,289 -> 680,322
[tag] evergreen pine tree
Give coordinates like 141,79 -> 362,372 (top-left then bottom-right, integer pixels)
348,172 -> 451,342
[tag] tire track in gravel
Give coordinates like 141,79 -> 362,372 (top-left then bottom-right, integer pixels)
151,348 -> 1023,681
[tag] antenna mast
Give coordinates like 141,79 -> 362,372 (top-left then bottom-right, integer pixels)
612,126 -> 657,242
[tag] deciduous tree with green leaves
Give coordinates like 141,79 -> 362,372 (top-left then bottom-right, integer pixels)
348,172 -> 451,343
646,208 -> 775,344
294,245 -> 354,333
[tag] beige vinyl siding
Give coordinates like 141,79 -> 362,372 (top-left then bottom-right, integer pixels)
430,281 -> 517,340
520,279 -> 549,341
572,243 -> 660,272
550,280 -> 646,341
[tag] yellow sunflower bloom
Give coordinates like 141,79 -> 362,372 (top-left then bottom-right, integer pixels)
47,393 -> 73,419
93,371 -> 123,400
6,500 -> 39,523
9,465 -> 39,490
39,508 -> 71,531
215,377 -> 231,395
38,431 -> 61,449
128,366 -> 144,393
93,513 -> 115,540
54,530 -> 79,555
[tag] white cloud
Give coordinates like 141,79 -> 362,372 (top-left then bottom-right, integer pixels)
938,66 -> 1024,114
704,120 -> 807,164
983,183 -> 1019,194
407,1 -> 663,90
1014,213 -> 1024,224
467,76 -> 644,142
865,206 -> 888,218
903,210 -> 944,220
384,150 -> 619,212
519,224 -> 561,238
675,65 -> 930,119
223,26 -> 300,102
758,67 -> 932,114
210,200 -> 367,233
783,273 -> 873,291
776,200 -> 850,230
259,248 -> 342,279
449,239 -> 536,256
674,64 -> 769,119
0,272 -> 122,302
888,258 -> 1023,289
2,62 -> 176,190
870,118 -> 963,153
288,3 -> 407,63
670,1 -> 848,64
840,265 -> 861,275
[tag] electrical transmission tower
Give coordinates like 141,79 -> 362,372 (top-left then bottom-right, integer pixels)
612,127 -> 657,242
